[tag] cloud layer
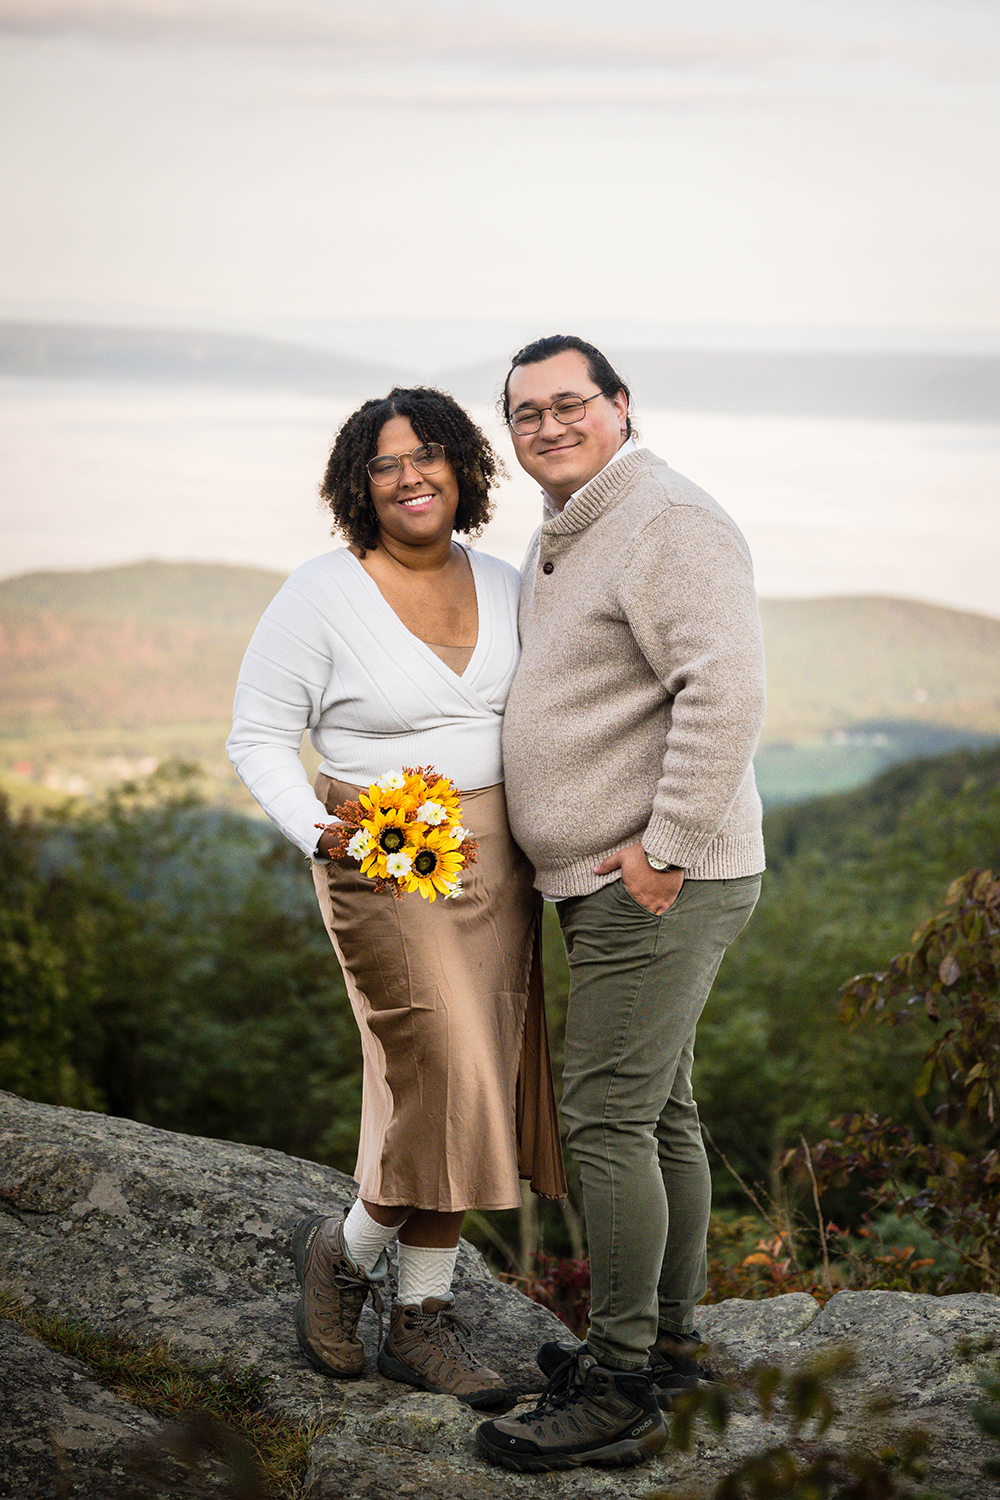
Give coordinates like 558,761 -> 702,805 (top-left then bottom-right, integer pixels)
3,0 -> 996,86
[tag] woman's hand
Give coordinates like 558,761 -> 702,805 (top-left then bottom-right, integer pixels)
593,843 -> 684,915
314,825 -> 343,860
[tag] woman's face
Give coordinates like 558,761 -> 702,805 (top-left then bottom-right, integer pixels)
367,415 -> 461,551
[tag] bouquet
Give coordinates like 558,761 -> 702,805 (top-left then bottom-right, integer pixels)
317,766 -> 477,901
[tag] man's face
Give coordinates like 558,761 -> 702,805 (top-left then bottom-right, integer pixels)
506,350 -> 629,510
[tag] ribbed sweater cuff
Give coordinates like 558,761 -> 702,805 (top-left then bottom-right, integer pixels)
644,813 -> 765,880
642,811 -> 715,871
535,831 -> 765,899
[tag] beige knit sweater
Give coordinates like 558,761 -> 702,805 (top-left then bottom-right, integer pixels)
502,447 -> 766,898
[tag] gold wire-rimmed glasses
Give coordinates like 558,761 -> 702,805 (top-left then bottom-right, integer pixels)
507,392 -> 603,436
366,443 -> 447,485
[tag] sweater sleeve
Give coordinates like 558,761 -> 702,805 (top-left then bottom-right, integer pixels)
618,504 -> 766,870
226,577 -> 343,859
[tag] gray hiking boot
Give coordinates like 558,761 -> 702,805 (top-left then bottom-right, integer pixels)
476,1347 -> 666,1472
291,1213 -> 386,1377
377,1294 -> 509,1409
538,1328 -> 703,1410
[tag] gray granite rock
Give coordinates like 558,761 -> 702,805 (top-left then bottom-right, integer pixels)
1,1318 -> 160,1498
2,1090 -> 1000,1499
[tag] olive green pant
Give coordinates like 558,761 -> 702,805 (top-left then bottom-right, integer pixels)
557,873 -> 761,1369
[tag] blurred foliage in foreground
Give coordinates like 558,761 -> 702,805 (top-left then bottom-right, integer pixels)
2,747 -> 999,1290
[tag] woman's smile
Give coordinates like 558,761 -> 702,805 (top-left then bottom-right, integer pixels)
368,414 -> 460,548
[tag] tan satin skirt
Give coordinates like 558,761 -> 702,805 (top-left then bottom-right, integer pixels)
311,774 -> 567,1212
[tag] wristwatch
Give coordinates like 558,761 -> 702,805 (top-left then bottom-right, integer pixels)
645,853 -> 683,872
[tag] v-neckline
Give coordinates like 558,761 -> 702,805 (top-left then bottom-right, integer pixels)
345,546 -> 484,683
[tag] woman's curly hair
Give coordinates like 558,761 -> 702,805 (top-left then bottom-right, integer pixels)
319,387 -> 503,554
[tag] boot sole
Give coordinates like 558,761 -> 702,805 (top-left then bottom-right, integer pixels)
291,1214 -> 364,1379
377,1346 -> 510,1410
476,1422 -> 667,1473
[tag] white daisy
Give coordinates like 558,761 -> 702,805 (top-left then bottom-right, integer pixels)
376,770 -> 406,791
451,825 -> 472,843
347,830 -> 373,860
415,800 -> 447,825
385,851 -> 413,878
442,880 -> 463,899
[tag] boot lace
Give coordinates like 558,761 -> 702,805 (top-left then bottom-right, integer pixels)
317,1267 -> 385,1345
515,1354 -> 587,1423
413,1305 -> 485,1372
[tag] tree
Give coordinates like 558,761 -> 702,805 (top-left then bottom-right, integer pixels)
0,766 -> 366,1172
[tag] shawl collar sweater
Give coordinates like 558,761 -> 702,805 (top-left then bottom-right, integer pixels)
502,447 -> 766,897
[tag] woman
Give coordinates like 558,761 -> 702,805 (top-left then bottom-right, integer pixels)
227,387 -> 565,1409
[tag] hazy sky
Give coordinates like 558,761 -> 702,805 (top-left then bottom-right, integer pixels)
2,0 -> 999,350
2,1 -> 999,619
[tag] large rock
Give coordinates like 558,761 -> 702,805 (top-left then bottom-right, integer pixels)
1,1318 -> 163,1498
1,1090 -> 999,1499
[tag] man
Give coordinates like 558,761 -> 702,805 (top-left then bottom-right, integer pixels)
476,335 -> 766,1474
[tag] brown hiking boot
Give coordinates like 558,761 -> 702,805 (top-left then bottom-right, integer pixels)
377,1295 -> 509,1409
476,1347 -> 667,1472
291,1213 -> 386,1377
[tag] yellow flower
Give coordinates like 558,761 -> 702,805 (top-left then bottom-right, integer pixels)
401,767 -> 432,801
359,806 -> 415,879
420,775 -> 463,826
359,782 -> 413,818
401,827 -> 465,901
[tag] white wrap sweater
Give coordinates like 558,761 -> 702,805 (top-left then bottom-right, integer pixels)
227,547 -> 521,857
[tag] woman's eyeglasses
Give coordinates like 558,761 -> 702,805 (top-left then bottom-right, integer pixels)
367,443 -> 447,485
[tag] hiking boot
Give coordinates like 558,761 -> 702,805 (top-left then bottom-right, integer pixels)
476,1348 -> 666,1472
537,1330 -> 702,1410
291,1213 -> 386,1377
649,1328 -> 702,1407
536,1338 -> 582,1380
377,1295 -> 509,1409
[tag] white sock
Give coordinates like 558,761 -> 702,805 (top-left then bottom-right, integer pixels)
396,1241 -> 459,1305
342,1200 -> 403,1274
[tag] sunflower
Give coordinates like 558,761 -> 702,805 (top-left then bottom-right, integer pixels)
359,806 -> 415,879
401,827 -> 466,901
359,780 -> 416,818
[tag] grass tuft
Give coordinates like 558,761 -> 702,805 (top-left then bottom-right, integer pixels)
1,1286 -> 321,1498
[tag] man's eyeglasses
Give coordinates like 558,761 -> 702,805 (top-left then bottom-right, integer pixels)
507,392 -> 602,436
366,443 -> 447,485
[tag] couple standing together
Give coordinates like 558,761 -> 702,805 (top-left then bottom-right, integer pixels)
227,334 -> 766,1474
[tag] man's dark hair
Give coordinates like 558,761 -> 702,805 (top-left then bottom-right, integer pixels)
320,386 -> 502,554
501,334 -> 633,438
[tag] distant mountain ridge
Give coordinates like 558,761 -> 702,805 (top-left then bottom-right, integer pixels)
441,346 -> 1000,422
0,320 -> 408,397
2,562 -> 999,753
0,560 -> 284,631
758,594 -> 1000,741
3,320 -> 998,421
